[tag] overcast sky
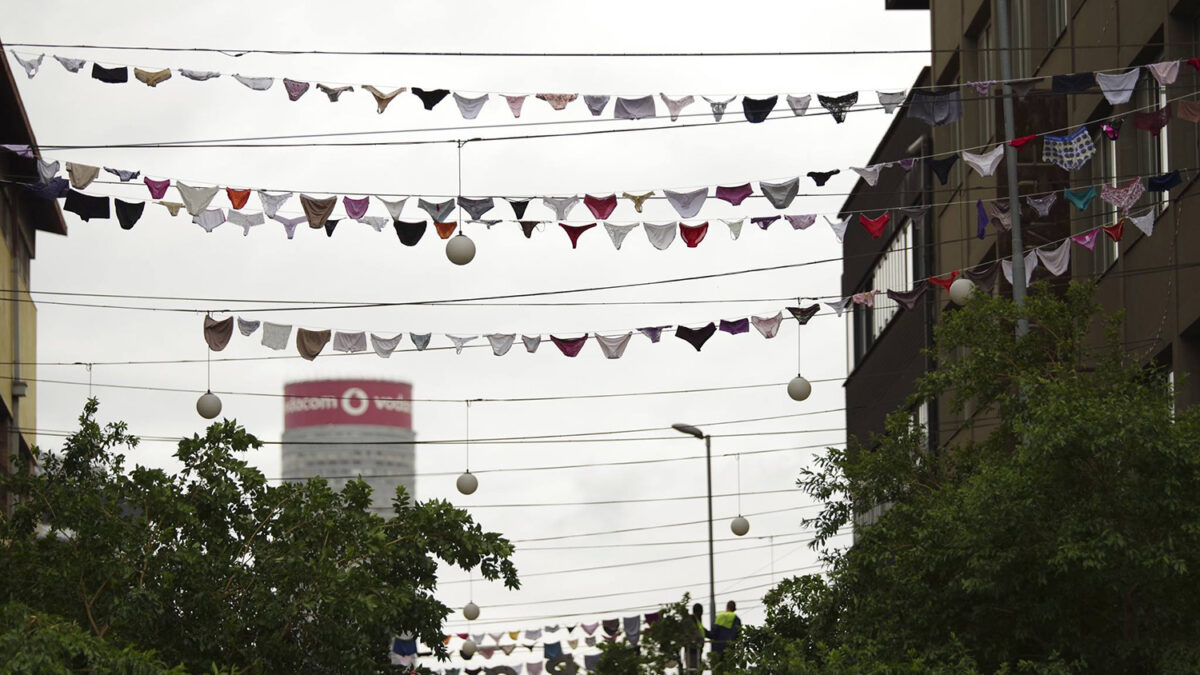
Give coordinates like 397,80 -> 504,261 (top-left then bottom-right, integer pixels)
7,0 -> 929,669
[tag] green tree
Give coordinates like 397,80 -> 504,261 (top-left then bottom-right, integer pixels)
0,402 -> 518,673
727,284 -> 1200,673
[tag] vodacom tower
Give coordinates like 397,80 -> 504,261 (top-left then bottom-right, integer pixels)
281,379 -> 416,511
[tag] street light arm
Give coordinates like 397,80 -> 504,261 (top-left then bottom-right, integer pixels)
671,423 -> 705,439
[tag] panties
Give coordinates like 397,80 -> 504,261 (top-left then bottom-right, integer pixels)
584,193 -> 617,219
615,95 -> 656,120
859,211 -> 890,238
741,95 -> 778,123
596,333 -> 633,359
134,67 -> 172,87
434,221 -> 457,239
179,69 -> 219,81
282,78 -> 309,101
296,328 -> 331,361
1147,170 -> 1181,192
519,220 -> 540,238
393,220 -> 427,246
1147,60 -> 1180,85
715,183 -> 753,206
664,188 -> 707,218
1178,100 -> 1200,123
660,94 -> 695,122
272,215 -> 306,239
760,177 -> 800,208
1063,186 -> 1097,211
675,323 -> 717,351
876,90 -> 906,114
786,214 -> 816,230
300,194 -> 336,228
11,53 -> 43,78
1050,72 -> 1096,94
1127,208 -> 1157,236
177,182 -> 220,216
225,187 -> 250,210
638,326 -> 669,343
850,164 -> 884,186
886,283 -> 928,311
363,85 -> 406,113
1133,105 -> 1171,136
54,56 -> 86,73
1009,134 -> 1037,149
257,190 -> 293,218
680,222 -> 708,247
719,318 -> 749,335
1099,178 -> 1145,214
787,304 -> 821,324
584,95 -> 610,116
418,198 -> 455,222
928,155 -> 958,185
962,145 -> 1005,177
1095,68 -> 1139,105
453,93 -> 489,119
228,210 -> 265,235
786,94 -> 811,116
807,169 -> 840,186
317,84 -> 353,101
622,191 -> 654,213
66,162 -> 99,189
333,331 -> 367,354
1025,193 -> 1058,217
342,196 -> 369,220
536,93 -> 577,110
907,88 -> 963,126
522,335 -> 542,353
603,222 -> 638,249
751,215 -> 779,230
643,222 -> 676,250
507,197 -> 531,219
233,74 -> 273,91
412,87 -> 450,110
457,196 -> 495,220
114,199 -> 144,230
91,63 -> 128,84
751,312 -> 783,338
193,208 -> 226,233
1101,119 -> 1122,140
503,94 -> 527,117
550,335 -> 588,357
702,96 -> 735,121
543,196 -> 580,219
817,92 -> 858,123
559,222 -> 596,248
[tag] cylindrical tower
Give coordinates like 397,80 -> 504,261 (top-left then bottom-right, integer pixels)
281,379 -> 416,512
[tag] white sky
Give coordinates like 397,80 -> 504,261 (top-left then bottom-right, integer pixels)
8,0 -> 929,668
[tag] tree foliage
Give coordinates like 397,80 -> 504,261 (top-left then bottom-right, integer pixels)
0,403 -> 518,673
725,284 -> 1200,673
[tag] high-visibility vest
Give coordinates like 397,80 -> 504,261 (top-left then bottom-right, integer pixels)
715,611 -> 738,629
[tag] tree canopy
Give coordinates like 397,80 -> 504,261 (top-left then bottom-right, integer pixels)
0,403 -> 518,673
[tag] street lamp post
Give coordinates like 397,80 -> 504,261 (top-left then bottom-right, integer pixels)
672,423 -> 716,635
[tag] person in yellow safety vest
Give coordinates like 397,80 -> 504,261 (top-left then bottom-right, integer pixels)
685,602 -> 707,673
711,600 -> 742,657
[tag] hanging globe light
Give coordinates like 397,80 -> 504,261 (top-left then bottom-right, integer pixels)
461,638 -> 477,658
949,278 -> 976,306
196,390 -> 222,419
787,375 -> 812,402
462,601 -> 480,621
456,471 -> 478,495
446,233 -> 476,265
730,515 -> 750,536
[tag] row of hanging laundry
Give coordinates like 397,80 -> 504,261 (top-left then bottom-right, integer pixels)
10,49 -> 1196,125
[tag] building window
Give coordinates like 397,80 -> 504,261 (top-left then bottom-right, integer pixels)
852,218 -> 916,364
975,25 -> 996,144
1011,0 -> 1068,76
1134,73 -> 1170,211
1090,131 -> 1119,274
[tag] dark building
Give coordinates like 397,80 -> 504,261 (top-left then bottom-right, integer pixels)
842,1 -> 1200,462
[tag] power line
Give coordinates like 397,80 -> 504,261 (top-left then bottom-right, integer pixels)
375,486 -> 808,511
510,505 -> 804,544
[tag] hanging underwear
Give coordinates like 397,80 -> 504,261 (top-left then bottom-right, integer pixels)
453,93 -> 489,119
702,96 -> 736,121
447,335 -> 477,355
850,164 -> 884,186
519,221 -> 540,238
1100,178 -> 1146,214
228,210 -> 265,236
91,63 -> 128,84
898,157 -> 918,171
66,162 -> 99,189
133,67 -> 171,87
282,78 -> 309,101
964,262 -> 999,292
852,290 -> 879,307
559,222 -> 596,248
434,221 -> 457,239
357,216 -> 388,231
542,196 -> 579,219
663,188 -> 707,218
1050,72 -> 1096,94
484,334 -> 516,357
1000,250 -> 1038,288
1037,239 -> 1072,276
177,182 -> 220,216
521,335 -> 541,352
1147,60 -> 1179,85
817,91 -> 858,123
273,215 -> 306,239
317,84 -> 353,101
723,218 -> 744,239
968,80 -> 995,94
596,333 -> 633,359
1025,192 -> 1058,217
233,74 -> 273,91
680,222 -> 708,247
660,94 -> 695,121
258,191 -> 293,218
10,52 -> 42,78
193,209 -> 226,233
1009,134 -> 1037,149
324,219 -> 340,237
584,95 -> 610,116
237,317 -> 260,337
752,215 -> 779,230
1042,127 -> 1096,171
615,95 -> 656,120
770,216 -> 807,234
986,200 -> 1012,232
787,304 -> 821,324
1095,68 -> 1139,105
412,87 -> 450,110
543,642 -> 564,660
876,90 -> 906,114
715,183 -> 753,206
675,323 -> 717,351
859,211 -> 890,238
751,312 -> 783,338
1063,186 -> 1097,211
907,88 -> 962,126
807,169 -> 840,186
899,205 -> 929,221
114,199 -> 144,230
760,177 -> 800,208
408,333 -> 431,351
502,94 -> 527,117
928,271 -> 960,291
54,55 -> 86,73
296,328 -> 331,361
536,93 -> 577,110
638,326 -> 668,343
203,315 -> 234,351
928,155 -> 958,185
332,331 -> 367,353
300,194 -> 336,228
886,282 -> 928,311
786,94 -> 811,116
1147,169 -> 1181,192
360,85 -> 406,113
37,159 -> 60,183
622,191 -> 654,213
584,193 -> 617,219
741,95 -> 778,123
261,322 -> 292,350
1071,229 -> 1099,250
418,198 -> 455,222
719,318 -> 749,335
1101,119 -> 1122,141
1133,105 -> 1171,136
226,188 -> 251,210
506,197 -> 531,219
1127,208 -> 1156,236
603,222 -> 637,249
1178,100 -> 1200,123
976,199 -> 989,239
825,215 -> 849,242
458,197 -> 495,220
643,222 -> 676,250
340,196 -> 369,220
550,335 -> 587,357
962,145 -> 1005,177
159,201 -> 183,217
179,69 -> 219,81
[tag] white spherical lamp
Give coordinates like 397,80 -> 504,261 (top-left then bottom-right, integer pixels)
446,233 -> 476,265
787,375 -> 812,402
462,601 -> 480,621
456,471 -> 478,495
196,390 -> 222,419
949,278 -> 976,306
730,515 -> 750,537
461,638 -> 477,658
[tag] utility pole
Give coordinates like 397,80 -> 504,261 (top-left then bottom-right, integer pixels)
994,0 -> 1030,336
